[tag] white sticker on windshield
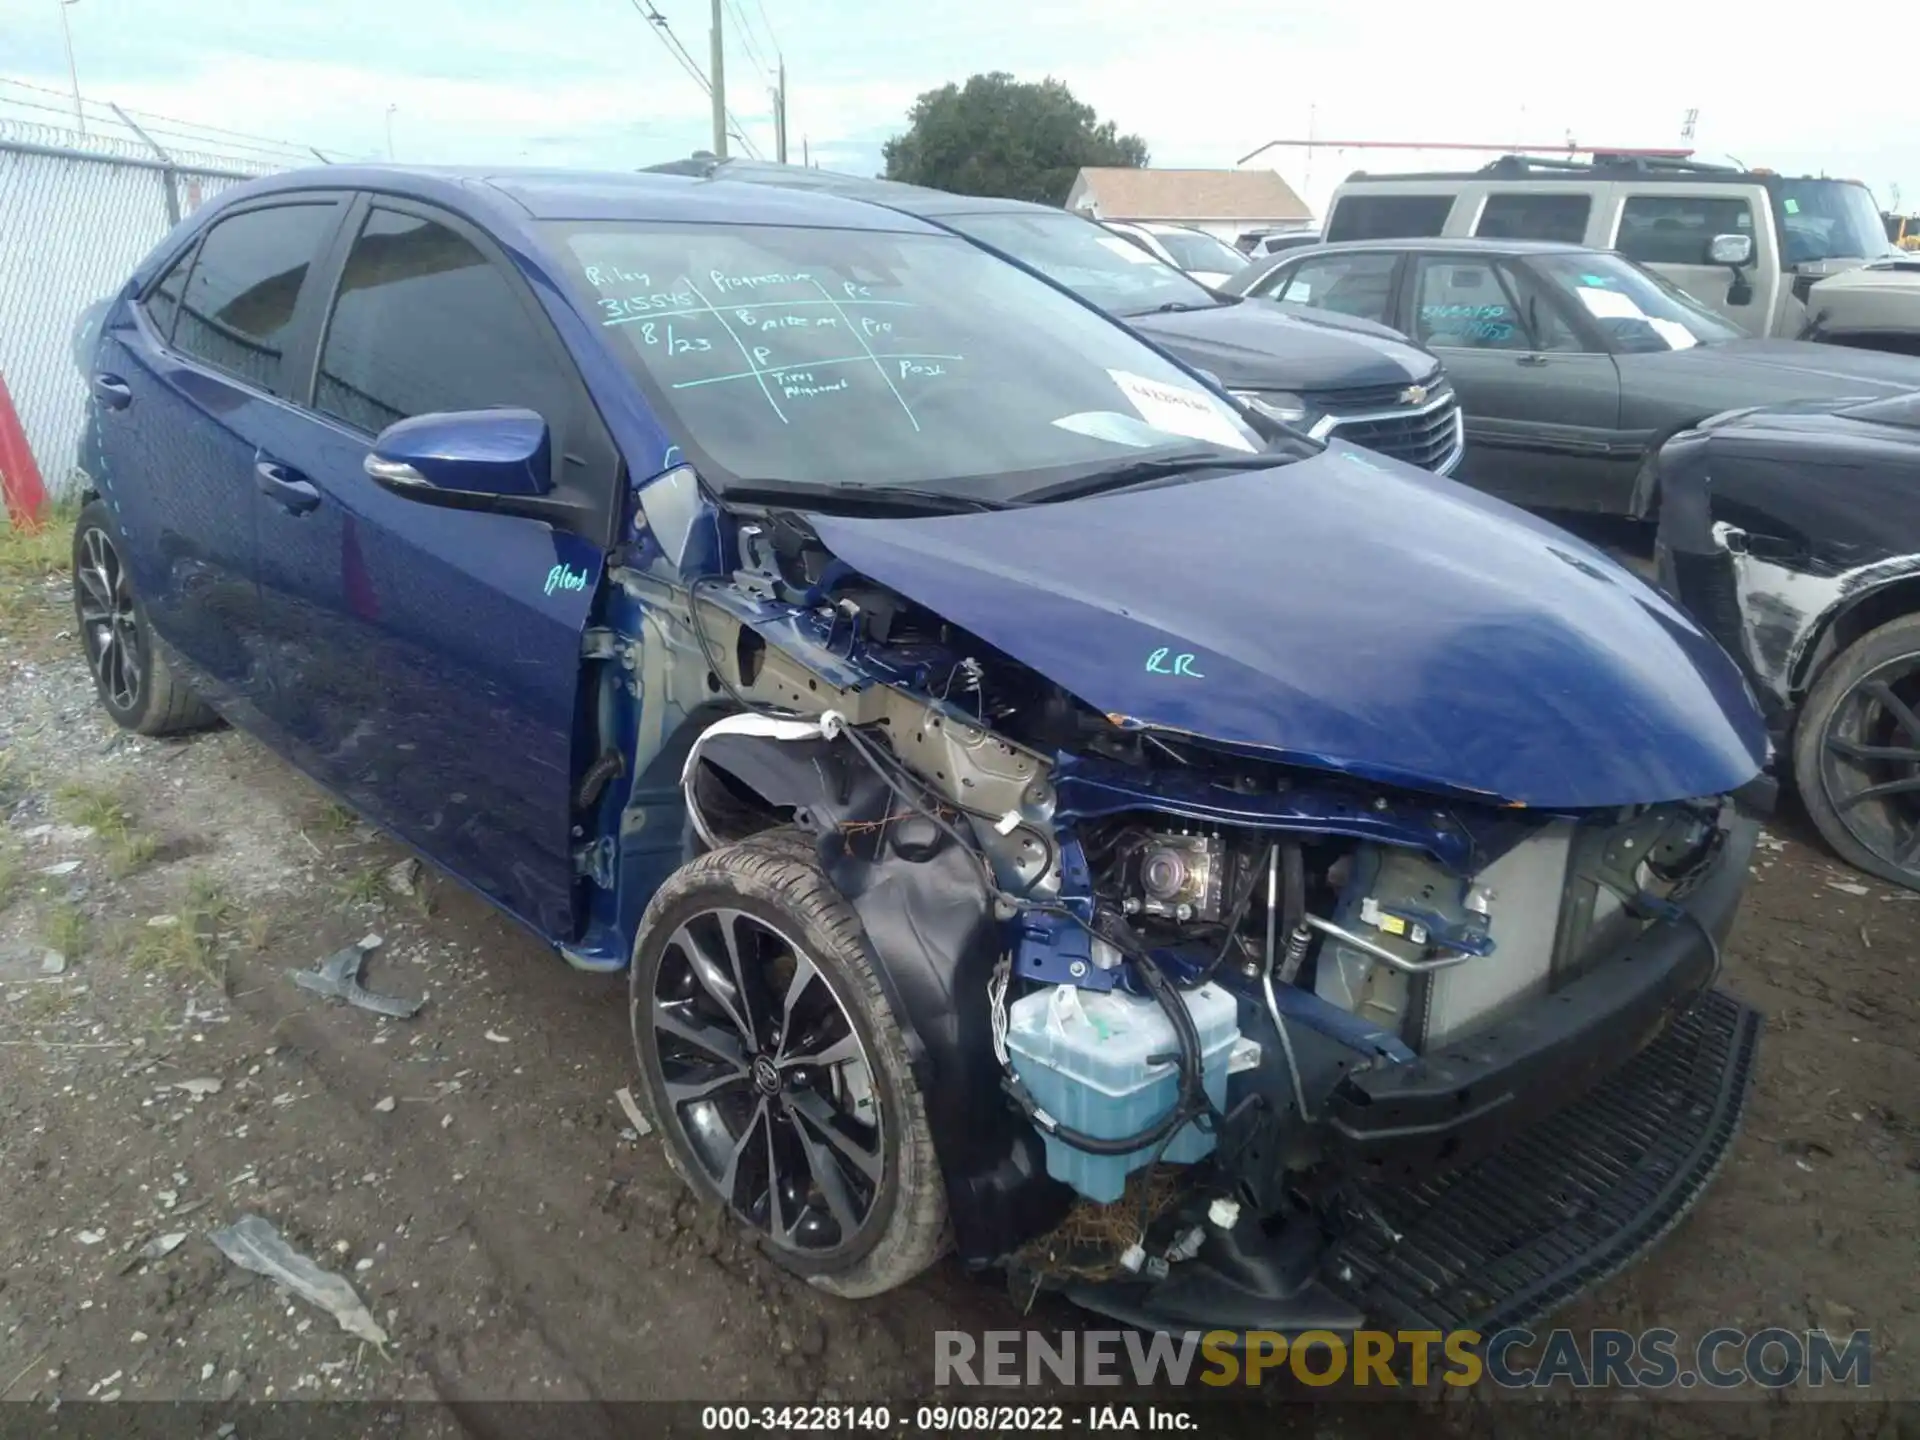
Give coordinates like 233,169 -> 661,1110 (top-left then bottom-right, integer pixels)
1095,235 -> 1162,265
1051,411 -> 1168,448
1283,280 -> 1313,302
1573,286 -> 1645,320
1646,318 -> 1699,350
1106,370 -> 1257,452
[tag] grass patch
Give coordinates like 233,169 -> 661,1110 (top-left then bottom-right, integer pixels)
313,802 -> 359,836
0,500 -> 79,649
335,863 -> 389,910
42,903 -> 86,960
53,781 -> 159,877
0,836 -> 19,910
130,872 -> 234,988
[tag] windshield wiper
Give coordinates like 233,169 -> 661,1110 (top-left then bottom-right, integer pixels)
1128,299 -> 1222,315
1013,449 -> 1297,505
717,480 -> 1006,515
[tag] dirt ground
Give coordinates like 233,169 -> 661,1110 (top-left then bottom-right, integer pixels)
2,520 -> 1916,1437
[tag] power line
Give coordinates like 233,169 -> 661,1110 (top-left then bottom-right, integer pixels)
625,0 -> 762,159
722,0 -> 773,84
749,0 -> 782,62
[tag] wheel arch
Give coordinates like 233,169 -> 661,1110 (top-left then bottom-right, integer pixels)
1790,568 -> 1920,710
687,730 -> 1073,1264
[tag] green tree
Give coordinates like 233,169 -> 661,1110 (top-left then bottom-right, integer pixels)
881,73 -> 1149,205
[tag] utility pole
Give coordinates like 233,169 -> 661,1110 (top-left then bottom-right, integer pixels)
802,135 -> 810,168
709,0 -> 728,160
773,58 -> 787,164
58,0 -> 85,135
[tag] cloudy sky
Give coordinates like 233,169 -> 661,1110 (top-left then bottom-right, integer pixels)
4,0 -> 1916,217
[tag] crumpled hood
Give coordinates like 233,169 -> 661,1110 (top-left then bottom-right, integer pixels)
1129,300 -> 1435,396
805,449 -> 1768,809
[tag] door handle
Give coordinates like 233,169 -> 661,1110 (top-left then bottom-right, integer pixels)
91,373 -> 133,410
1518,353 -> 1550,368
254,460 -> 321,515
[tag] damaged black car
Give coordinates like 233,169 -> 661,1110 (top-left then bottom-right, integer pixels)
1658,391 -> 1920,893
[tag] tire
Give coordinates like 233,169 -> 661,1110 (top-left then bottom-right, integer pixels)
629,828 -> 948,1296
1792,613 -> 1920,893
71,501 -> 218,737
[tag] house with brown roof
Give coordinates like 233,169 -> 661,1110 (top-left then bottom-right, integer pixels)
1064,167 -> 1313,244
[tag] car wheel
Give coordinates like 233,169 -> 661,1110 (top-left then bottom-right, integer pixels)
1793,613 -> 1920,893
71,501 -> 217,736
630,827 -> 948,1296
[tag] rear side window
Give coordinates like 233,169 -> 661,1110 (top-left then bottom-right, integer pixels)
1476,192 -> 1592,244
142,245 -> 195,342
172,204 -> 338,393
1326,194 -> 1453,243
315,207 -> 570,437
1616,195 -> 1754,266
1267,253 -> 1398,324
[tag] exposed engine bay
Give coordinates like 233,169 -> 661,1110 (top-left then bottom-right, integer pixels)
615,484 -> 1763,1333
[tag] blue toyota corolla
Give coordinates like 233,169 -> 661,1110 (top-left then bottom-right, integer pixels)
75,164 -> 1770,1331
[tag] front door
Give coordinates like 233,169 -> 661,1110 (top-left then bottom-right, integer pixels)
1611,190 -> 1775,335
252,196 -> 620,941
90,199 -> 346,719
1403,252 -> 1626,512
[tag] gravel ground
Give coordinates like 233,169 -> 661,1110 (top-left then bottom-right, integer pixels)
2,536 -> 1915,1436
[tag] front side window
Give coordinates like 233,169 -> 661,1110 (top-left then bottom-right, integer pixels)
1476,192 -> 1592,244
1412,257 -> 1529,351
1326,194 -> 1453,243
550,220 -> 1267,502
942,211 -> 1219,317
173,203 -> 338,392
1266,253 -> 1397,324
316,207 -> 570,437
1615,194 -> 1754,267
1529,251 -> 1743,353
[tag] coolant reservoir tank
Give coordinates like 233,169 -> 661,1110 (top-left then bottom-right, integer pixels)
1005,982 -> 1239,1203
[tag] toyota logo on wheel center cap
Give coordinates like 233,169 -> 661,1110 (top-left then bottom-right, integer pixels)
751,1055 -> 781,1095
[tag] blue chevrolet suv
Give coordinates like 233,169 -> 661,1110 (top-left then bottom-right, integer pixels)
75,164 -> 1768,1333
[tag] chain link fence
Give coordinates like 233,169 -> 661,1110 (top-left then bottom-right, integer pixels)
0,116 -> 283,502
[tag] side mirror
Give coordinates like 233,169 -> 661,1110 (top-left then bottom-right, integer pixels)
365,408 -> 552,502
1708,233 -> 1753,267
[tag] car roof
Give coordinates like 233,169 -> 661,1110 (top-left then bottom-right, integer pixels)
640,156 -> 1063,220
198,163 -> 947,234
1289,237 -> 1597,257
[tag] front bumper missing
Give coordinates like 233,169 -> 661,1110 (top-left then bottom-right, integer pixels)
1066,986 -> 1760,1337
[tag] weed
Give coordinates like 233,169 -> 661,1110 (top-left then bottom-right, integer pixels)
0,838 -> 18,909
43,904 -> 86,960
242,909 -> 273,953
53,781 -> 158,877
314,803 -> 359,836
336,864 -> 389,910
0,500 -> 80,651
130,873 -> 234,988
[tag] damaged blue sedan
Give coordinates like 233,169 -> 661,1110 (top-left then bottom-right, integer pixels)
76,165 -> 1770,1334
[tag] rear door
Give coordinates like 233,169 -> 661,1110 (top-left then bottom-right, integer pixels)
91,198 -> 346,717
253,195 -> 622,940
1401,251 -> 1625,511
1254,250 -> 1405,325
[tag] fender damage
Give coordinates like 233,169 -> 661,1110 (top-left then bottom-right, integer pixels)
606,457 -> 1770,1334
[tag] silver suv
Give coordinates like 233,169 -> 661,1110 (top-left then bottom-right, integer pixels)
1326,154 -> 1920,355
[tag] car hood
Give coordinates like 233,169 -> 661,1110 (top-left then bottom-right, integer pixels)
1633,338 -> 1920,398
805,449 -> 1767,809
1127,299 -> 1434,395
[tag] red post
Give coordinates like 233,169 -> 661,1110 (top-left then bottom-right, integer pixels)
0,371 -> 49,532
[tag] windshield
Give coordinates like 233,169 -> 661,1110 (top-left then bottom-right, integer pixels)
1530,252 -> 1744,353
550,221 -> 1266,501
1154,228 -> 1245,275
941,211 -> 1222,317
1769,178 -> 1898,265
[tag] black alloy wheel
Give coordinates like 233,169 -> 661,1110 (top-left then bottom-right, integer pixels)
75,522 -> 141,713
651,905 -> 885,1254
1816,656 -> 1920,881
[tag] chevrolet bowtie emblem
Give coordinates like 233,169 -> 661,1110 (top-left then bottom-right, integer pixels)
1398,384 -> 1429,406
